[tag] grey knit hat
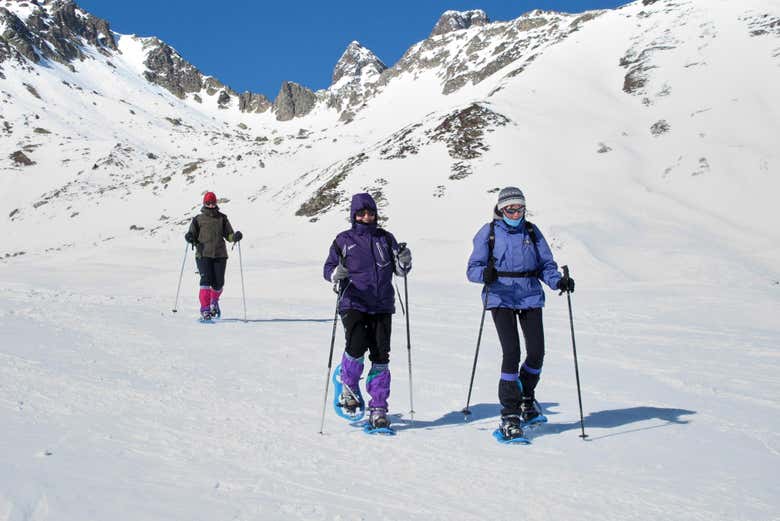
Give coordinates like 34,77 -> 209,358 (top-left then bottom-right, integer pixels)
497,186 -> 526,210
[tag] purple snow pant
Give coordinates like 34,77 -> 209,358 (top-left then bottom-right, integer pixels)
339,310 -> 392,409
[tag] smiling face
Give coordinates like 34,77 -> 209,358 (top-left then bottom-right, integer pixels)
355,208 -> 377,224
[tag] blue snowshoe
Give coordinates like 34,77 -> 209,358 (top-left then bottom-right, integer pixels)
493,415 -> 530,444
363,407 -> 395,436
332,364 -> 365,421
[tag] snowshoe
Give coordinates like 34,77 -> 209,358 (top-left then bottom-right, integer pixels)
492,415 -> 530,444
364,407 -> 395,436
210,302 -> 221,319
199,309 -> 213,323
332,364 -> 365,421
520,397 -> 548,427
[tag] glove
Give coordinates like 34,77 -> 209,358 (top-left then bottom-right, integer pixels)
394,245 -> 412,274
331,263 -> 349,283
482,260 -> 498,284
557,276 -> 575,294
184,232 -> 196,244
233,231 -> 243,242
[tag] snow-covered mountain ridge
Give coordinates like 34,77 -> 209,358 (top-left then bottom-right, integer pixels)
0,0 -> 777,289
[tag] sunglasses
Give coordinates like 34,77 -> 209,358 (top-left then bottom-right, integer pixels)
355,208 -> 376,217
502,206 -> 525,216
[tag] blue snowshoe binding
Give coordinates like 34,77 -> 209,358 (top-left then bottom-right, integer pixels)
209,302 -> 221,319
363,407 -> 395,436
332,364 -> 365,421
199,309 -> 213,323
493,415 -> 530,444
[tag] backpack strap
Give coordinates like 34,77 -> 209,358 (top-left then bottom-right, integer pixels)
489,220 -> 542,277
488,220 -> 496,262
525,220 -> 540,261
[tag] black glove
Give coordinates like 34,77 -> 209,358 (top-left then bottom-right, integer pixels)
184,232 -> 196,244
394,244 -> 412,275
557,276 -> 575,294
233,231 -> 243,242
482,260 -> 498,284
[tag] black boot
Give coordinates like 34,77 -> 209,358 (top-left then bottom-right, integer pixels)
368,407 -> 390,429
499,415 -> 525,440
521,396 -> 541,423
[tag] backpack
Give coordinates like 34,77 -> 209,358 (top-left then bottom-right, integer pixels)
488,220 -> 541,278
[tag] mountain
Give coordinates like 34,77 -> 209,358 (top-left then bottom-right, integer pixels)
0,0 -> 778,271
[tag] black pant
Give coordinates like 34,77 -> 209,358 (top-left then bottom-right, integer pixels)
341,310 -> 392,364
492,307 -> 545,415
196,257 -> 227,291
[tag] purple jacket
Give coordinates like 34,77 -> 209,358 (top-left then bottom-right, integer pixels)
323,193 -> 406,314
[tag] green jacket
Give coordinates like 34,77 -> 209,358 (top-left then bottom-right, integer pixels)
188,207 -> 236,258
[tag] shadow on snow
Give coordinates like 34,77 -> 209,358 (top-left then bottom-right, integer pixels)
390,403 -> 696,440
217,317 -> 333,323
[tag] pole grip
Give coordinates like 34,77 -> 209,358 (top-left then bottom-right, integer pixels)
562,265 -> 570,280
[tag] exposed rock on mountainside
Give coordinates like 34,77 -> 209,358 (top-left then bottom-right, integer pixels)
142,38 -> 203,99
295,153 -> 369,218
239,91 -> 272,113
0,0 -> 116,67
331,41 -> 387,86
430,10 -> 490,37
274,81 -> 317,121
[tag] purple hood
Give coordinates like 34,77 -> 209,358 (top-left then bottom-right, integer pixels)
350,192 -> 378,224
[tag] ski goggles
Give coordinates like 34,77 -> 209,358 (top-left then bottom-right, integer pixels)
502,206 -> 525,216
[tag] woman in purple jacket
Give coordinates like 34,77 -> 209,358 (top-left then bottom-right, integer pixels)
467,187 -> 574,441
323,193 -> 412,430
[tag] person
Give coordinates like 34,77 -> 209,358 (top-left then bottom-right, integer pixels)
184,191 -> 243,321
466,186 -> 575,441
323,193 -> 412,430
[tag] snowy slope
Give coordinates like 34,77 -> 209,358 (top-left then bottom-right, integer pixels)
0,0 -> 779,519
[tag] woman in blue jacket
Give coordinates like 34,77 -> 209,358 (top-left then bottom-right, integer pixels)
467,187 -> 574,441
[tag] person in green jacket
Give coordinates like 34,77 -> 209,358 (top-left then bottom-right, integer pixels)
184,191 -> 243,320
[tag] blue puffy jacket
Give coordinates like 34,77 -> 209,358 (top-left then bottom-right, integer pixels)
323,193 -> 407,314
467,218 -> 562,309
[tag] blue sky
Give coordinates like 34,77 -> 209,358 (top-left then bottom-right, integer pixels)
77,0 -> 629,98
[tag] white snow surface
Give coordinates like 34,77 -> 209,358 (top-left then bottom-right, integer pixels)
0,0 -> 779,519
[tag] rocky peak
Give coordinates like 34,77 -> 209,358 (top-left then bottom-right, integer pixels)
273,81 -> 317,121
331,40 -> 387,87
142,37 -> 204,99
430,9 -> 489,37
0,0 -> 117,67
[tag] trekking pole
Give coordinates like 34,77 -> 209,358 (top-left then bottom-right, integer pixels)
319,280 -> 350,435
462,287 -> 489,418
562,265 -> 588,439
403,270 -> 415,421
237,241 -> 247,322
172,242 -> 189,313
395,281 -> 406,315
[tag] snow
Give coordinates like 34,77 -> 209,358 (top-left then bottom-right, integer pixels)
0,0 -> 779,518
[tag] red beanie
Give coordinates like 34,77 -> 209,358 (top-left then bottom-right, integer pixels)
203,192 -> 217,205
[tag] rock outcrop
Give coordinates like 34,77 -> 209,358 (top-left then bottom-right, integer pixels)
429,10 -> 489,37
274,81 -> 317,121
331,41 -> 387,86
